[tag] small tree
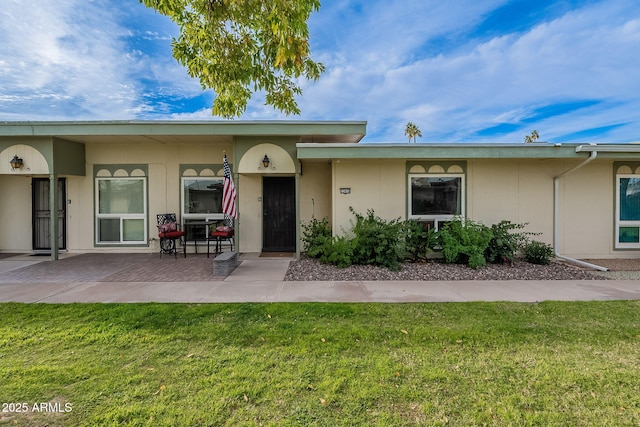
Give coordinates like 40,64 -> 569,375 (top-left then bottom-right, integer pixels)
404,122 -> 422,143
524,130 -> 540,143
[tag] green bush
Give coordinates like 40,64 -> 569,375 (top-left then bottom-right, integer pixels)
404,220 -> 437,261
304,212 -> 551,271
350,208 -> 404,271
523,240 -> 554,265
440,218 -> 493,269
321,235 -> 354,268
301,217 -> 332,259
485,220 -> 529,264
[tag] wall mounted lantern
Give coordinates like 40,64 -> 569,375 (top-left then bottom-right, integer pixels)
262,154 -> 271,168
10,155 -> 23,170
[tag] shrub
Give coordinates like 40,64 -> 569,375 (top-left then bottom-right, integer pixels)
321,235 -> 354,268
404,220 -> 437,261
485,220 -> 529,264
301,217 -> 332,259
350,208 -> 405,271
523,240 -> 554,265
439,218 -> 492,269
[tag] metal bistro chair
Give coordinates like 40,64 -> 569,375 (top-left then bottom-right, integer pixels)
157,213 -> 186,258
207,224 -> 234,258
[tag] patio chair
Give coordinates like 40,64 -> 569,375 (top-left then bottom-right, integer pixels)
157,213 -> 186,258
207,225 -> 235,258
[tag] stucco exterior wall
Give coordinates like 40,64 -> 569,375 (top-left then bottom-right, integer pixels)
238,174 -> 263,253
66,174 -> 92,252
299,161 -> 332,223
0,175 -> 33,251
559,161 -> 614,258
331,159 -> 406,235
465,159 -> 616,258
467,159 -> 556,245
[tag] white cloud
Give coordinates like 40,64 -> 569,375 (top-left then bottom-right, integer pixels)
0,0 -> 199,119
291,0 -> 640,142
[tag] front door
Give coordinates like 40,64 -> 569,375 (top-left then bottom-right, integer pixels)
32,178 -> 66,250
262,176 -> 296,252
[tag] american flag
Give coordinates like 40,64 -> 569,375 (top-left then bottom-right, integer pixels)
222,153 -> 237,222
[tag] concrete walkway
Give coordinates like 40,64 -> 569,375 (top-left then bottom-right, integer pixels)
0,253 -> 639,303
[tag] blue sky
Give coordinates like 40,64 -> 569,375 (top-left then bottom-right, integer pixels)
1,0 -> 639,143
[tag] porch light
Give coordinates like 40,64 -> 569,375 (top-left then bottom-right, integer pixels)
10,155 -> 23,170
262,154 -> 270,168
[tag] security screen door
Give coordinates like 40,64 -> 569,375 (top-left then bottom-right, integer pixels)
32,178 -> 66,250
262,176 -> 296,252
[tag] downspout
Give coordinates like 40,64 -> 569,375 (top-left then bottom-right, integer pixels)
553,149 -> 608,271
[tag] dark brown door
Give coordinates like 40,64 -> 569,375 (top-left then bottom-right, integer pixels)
32,178 -> 66,250
262,176 -> 295,252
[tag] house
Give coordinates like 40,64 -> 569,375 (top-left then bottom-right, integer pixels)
1,120 -> 640,264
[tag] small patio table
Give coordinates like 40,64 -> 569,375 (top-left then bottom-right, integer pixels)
183,220 -> 222,254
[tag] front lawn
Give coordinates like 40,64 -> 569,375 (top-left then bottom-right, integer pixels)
1,302 -> 639,426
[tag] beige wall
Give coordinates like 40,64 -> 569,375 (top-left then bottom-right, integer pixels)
0,144 -> 49,175
238,174 -> 263,253
559,161 -> 613,257
299,161 -> 332,223
0,175 -> 33,251
466,159 -> 615,258
332,159 -> 406,235
467,159 -> 556,245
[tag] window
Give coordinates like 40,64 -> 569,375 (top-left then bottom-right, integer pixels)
616,174 -> 640,248
96,178 -> 147,244
181,178 -> 224,219
181,178 -> 224,240
408,174 -> 464,230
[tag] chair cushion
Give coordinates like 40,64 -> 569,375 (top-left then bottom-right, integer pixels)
159,230 -> 185,239
158,222 -> 177,232
212,225 -> 234,238
211,230 -> 234,238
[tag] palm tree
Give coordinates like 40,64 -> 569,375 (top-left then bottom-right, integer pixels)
404,122 -> 422,143
524,130 -> 540,143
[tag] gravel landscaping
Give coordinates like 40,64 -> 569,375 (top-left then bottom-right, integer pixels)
285,256 -> 640,281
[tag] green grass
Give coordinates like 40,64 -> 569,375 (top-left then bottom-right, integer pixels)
1,302 -> 639,426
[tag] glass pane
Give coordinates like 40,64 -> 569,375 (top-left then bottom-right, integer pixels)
620,178 -> 640,221
411,177 -> 461,215
619,226 -> 640,243
183,179 -> 223,214
123,219 -> 145,242
99,179 -> 144,214
98,218 -> 120,242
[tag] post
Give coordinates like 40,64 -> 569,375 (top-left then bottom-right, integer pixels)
49,173 -> 59,261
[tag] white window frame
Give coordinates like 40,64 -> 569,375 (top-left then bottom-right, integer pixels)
408,173 -> 465,231
95,177 -> 147,245
615,174 -> 640,249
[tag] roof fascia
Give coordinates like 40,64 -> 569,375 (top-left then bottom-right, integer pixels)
574,144 -> 640,159
296,143 -> 586,159
0,120 -> 367,139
